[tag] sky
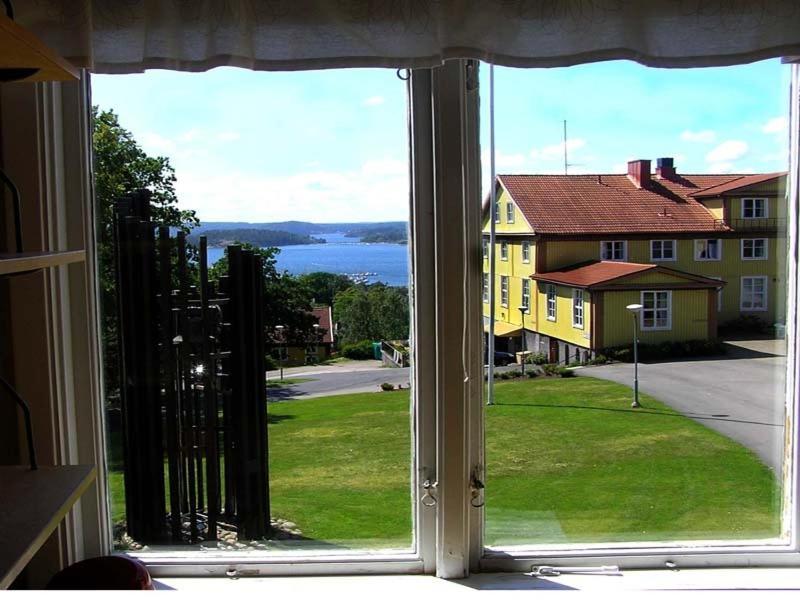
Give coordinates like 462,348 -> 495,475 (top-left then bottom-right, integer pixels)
91,59 -> 791,224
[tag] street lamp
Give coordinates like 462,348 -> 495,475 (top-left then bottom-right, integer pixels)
310,323 -> 321,364
626,303 -> 643,408
518,305 -> 527,376
275,325 -> 286,380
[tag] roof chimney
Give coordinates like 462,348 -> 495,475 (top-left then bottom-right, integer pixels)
627,159 -> 651,189
655,157 -> 676,180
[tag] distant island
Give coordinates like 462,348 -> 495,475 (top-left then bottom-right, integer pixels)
345,224 -> 408,244
192,220 -> 409,244
188,228 -> 325,248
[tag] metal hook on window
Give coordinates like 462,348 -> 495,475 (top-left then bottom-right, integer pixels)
470,468 -> 485,508
421,478 -> 438,507
396,68 -> 410,81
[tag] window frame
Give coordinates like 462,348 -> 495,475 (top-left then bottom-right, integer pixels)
521,278 -> 531,313
500,241 -> 508,261
742,238 -> 769,261
650,239 -> 677,262
640,290 -> 672,330
600,240 -> 627,261
483,273 -> 489,303
743,197 -> 769,219
546,284 -> 557,321
695,238 -> 722,261
521,241 -> 530,263
741,275 -> 769,312
506,201 -> 515,223
501,275 -> 509,307
572,289 -> 584,329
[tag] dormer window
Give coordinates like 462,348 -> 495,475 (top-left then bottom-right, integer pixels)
506,202 -> 515,223
742,197 -> 768,219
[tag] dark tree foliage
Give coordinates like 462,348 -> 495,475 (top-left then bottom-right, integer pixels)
93,107 -> 198,399
333,283 -> 409,346
297,271 -> 354,307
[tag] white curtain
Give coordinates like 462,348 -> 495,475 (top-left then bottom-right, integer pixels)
20,0 -> 800,73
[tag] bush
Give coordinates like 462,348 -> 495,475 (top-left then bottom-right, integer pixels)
542,363 -> 560,376
588,354 -> 608,365
602,339 -> 726,362
525,370 -> 539,378
720,314 -> 770,336
526,352 -> 548,365
342,340 -> 375,360
498,371 -> 512,380
558,367 -> 576,378
380,382 -> 395,391
265,354 -> 278,370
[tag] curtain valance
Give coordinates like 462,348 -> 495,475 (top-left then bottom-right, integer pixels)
20,1 -> 800,73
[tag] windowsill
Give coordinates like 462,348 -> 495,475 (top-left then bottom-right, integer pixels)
154,568 -> 800,593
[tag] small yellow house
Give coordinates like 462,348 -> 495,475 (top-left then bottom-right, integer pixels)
482,157 -> 786,363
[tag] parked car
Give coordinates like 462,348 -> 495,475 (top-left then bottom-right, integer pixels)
484,350 -> 516,366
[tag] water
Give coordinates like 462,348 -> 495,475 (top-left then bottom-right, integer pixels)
204,233 -> 409,286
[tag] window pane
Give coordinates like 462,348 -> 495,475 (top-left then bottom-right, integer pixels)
94,68 -> 414,554
482,59 -> 788,550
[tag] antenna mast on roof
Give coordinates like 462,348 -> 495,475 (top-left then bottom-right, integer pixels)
563,119 -> 568,175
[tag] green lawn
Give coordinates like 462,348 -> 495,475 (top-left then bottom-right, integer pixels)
109,377 -> 781,548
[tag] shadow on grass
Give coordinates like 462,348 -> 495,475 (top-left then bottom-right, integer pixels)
267,413 -> 296,424
495,402 -> 783,427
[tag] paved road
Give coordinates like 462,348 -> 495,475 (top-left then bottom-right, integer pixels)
578,339 -> 786,472
268,366 -> 411,400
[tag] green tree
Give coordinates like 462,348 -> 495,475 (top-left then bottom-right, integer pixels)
333,283 -> 409,346
93,107 -> 198,396
298,271 -> 353,306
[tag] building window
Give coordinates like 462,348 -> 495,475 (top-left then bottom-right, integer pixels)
494,197 -> 500,223
506,202 -> 515,223
695,239 -> 721,261
742,238 -> 768,260
600,240 -> 627,261
500,276 -> 509,307
482,239 -> 488,260
482,274 -> 489,303
546,284 -> 557,321
521,241 -> 530,263
500,242 -> 508,261
651,240 -> 676,261
572,289 -> 584,329
741,276 -> 768,311
521,279 -> 530,312
641,290 -> 672,330
742,197 -> 768,219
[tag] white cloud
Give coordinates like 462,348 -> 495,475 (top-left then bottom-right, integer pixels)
363,96 -> 385,107
706,140 -> 748,164
707,162 -> 734,173
680,129 -> 716,143
217,131 -> 241,142
481,150 -> 527,170
530,138 -> 586,160
762,116 -> 788,134
139,132 -> 177,155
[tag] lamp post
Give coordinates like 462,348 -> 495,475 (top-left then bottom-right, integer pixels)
275,324 -> 285,380
311,323 -> 320,364
625,304 -> 643,408
518,305 -> 527,376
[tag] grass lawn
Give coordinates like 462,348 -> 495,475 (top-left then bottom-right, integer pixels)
108,377 -> 781,549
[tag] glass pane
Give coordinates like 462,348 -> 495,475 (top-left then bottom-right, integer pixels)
482,59 -> 788,548
93,68 -> 414,553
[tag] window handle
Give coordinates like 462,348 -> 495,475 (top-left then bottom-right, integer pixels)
421,478 -> 438,507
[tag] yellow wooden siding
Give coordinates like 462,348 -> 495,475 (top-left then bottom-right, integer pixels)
602,289 -> 710,348
702,198 -> 724,220
534,283 -> 591,348
481,188 -> 535,234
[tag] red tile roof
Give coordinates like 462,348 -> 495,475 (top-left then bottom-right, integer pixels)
688,172 -> 785,198
312,306 -> 334,344
531,260 -> 722,289
495,173 -> 770,234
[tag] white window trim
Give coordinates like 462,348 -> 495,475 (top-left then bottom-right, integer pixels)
640,290 -> 672,331
600,240 -> 627,261
572,289 -> 584,329
740,276 -> 769,312
741,238 -> 769,261
521,279 -> 531,313
695,238 -> 722,261
521,241 -> 530,264
546,284 -> 557,321
501,275 -> 509,307
506,201 -> 515,223
742,197 -> 769,219
500,241 -> 508,261
482,274 -> 489,303
482,239 -> 488,260
650,239 -> 677,262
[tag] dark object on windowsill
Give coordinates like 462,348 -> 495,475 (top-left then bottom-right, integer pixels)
0,375 -> 37,470
0,67 -> 38,82
46,556 -> 154,590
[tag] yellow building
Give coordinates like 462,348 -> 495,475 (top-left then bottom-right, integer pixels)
482,158 -> 786,363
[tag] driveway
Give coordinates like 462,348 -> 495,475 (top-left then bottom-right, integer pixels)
578,339 -> 786,472
268,365 -> 410,400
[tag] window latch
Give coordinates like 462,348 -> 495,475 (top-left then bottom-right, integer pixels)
470,467 -> 485,508
421,477 -> 438,507
529,565 -> 620,577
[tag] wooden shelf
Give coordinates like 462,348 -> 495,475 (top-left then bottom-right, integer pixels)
0,13 -> 79,82
0,465 -> 96,589
0,250 -> 85,275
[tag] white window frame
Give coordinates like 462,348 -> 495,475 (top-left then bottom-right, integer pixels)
741,276 -> 769,312
494,197 -> 501,223
572,289 -> 584,329
742,197 -> 768,219
546,284 -> 557,321
521,241 -> 530,263
640,290 -> 672,331
695,238 -> 722,261
600,240 -> 627,261
521,279 -> 530,313
482,273 -> 489,303
742,238 -> 769,260
482,238 -> 489,260
650,239 -> 676,262
506,201 -> 515,223
500,241 -> 508,261
500,275 -> 509,307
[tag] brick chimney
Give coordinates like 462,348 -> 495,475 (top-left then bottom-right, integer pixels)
627,159 -> 651,189
655,157 -> 676,180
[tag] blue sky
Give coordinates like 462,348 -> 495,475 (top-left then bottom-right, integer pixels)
91,59 -> 790,223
